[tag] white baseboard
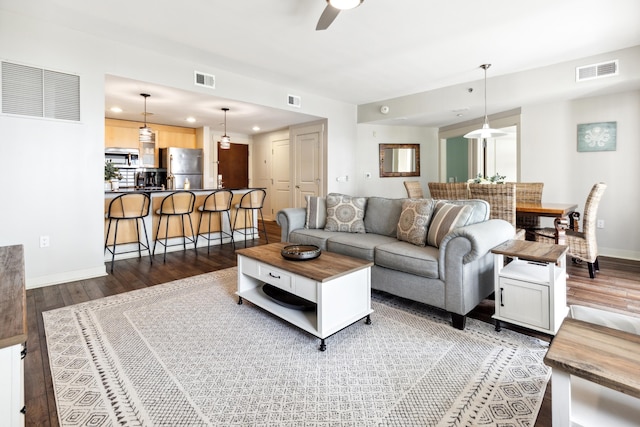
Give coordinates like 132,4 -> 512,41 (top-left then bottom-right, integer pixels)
27,266 -> 107,290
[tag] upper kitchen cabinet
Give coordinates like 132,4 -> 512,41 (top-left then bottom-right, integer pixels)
105,119 -> 197,149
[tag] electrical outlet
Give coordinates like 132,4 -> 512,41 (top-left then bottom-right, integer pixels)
39,235 -> 50,248
596,219 -> 604,229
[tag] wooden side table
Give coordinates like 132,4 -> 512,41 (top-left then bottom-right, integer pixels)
491,239 -> 568,335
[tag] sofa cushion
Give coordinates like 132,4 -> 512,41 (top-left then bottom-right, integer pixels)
363,197 -> 405,236
396,199 -> 435,246
289,229 -> 343,251
327,233 -> 397,261
324,193 -> 367,233
427,201 -> 474,248
304,195 -> 326,229
375,241 -> 440,279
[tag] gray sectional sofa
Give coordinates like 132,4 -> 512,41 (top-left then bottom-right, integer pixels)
276,195 -> 515,329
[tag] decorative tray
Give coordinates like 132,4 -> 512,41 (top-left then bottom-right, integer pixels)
281,244 -> 321,261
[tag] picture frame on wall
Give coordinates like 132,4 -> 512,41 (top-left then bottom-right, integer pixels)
577,121 -> 617,152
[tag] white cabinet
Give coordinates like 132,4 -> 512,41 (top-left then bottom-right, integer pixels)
491,240 -> 568,335
0,245 -> 27,427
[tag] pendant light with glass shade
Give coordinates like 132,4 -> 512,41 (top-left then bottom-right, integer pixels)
464,64 -> 507,140
139,93 -> 153,143
219,107 -> 231,149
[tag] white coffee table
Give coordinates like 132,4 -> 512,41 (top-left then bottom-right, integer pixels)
236,242 -> 373,351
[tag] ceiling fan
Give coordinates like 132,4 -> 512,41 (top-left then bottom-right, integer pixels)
316,0 -> 364,31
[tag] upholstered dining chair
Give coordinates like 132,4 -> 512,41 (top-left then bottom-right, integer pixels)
468,183 -> 524,240
427,182 -> 469,200
403,181 -> 424,198
534,182 -> 607,278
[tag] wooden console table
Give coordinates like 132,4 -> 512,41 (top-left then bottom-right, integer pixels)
544,317 -> 640,426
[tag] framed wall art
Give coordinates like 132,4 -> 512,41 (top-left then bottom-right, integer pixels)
577,121 -> 617,152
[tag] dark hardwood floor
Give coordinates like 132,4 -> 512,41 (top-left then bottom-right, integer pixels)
24,220 -> 640,426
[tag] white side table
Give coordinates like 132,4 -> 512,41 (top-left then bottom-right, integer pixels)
491,239 -> 569,335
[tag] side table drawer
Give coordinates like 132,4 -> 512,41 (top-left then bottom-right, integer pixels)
257,263 -> 293,293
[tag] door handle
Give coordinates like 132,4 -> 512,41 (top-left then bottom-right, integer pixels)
295,185 -> 300,189
500,287 -> 504,306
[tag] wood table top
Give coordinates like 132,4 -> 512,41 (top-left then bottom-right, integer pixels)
544,317 -> 640,399
516,202 -> 578,216
236,242 -> 373,283
491,239 -> 568,264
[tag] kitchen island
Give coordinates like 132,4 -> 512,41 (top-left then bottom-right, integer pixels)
104,188 -> 263,262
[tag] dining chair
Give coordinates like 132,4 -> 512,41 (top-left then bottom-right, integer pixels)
509,182 -> 544,239
403,181 -> 424,198
468,183 -> 524,239
427,182 -> 469,200
534,182 -> 607,278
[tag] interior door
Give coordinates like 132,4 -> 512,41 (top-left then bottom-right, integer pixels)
218,143 -> 248,188
272,138 -> 290,215
293,124 -> 324,208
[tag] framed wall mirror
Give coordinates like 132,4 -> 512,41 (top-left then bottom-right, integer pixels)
379,143 -> 420,177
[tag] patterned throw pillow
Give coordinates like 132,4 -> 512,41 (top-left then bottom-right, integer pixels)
397,199 -> 435,246
305,196 -> 326,229
426,201 -> 474,248
324,193 -> 367,233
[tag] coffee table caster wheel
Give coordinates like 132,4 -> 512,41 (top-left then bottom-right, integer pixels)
319,339 -> 326,352
365,315 -> 371,325
495,320 -> 501,332
237,296 -> 243,305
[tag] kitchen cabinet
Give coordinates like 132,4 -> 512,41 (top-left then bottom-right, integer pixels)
105,119 -> 198,166
0,245 -> 27,427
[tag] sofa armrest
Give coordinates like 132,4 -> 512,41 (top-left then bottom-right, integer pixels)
439,219 -> 515,265
275,208 -> 307,242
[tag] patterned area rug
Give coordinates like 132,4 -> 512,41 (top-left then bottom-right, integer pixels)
44,268 -> 550,426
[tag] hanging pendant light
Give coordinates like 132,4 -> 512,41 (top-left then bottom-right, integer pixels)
139,93 -> 153,143
464,64 -> 507,140
219,107 -> 231,149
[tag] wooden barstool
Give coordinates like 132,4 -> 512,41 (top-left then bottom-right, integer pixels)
104,192 -> 152,273
196,189 -> 235,253
153,191 -> 196,262
232,189 -> 268,247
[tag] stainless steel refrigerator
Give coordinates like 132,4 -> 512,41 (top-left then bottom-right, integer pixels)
159,147 -> 203,190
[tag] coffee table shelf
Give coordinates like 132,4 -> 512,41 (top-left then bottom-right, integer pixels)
236,243 -> 373,351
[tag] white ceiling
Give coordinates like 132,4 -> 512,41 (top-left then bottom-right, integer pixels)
4,0 -> 640,133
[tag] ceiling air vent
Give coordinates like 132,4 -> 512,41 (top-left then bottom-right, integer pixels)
576,60 -> 618,82
287,94 -> 301,108
194,71 -> 215,89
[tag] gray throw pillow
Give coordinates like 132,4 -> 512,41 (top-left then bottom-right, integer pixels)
397,199 -> 436,246
324,193 -> 366,233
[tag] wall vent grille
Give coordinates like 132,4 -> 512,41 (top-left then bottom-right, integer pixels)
576,60 -> 618,82
194,71 -> 215,89
287,94 -> 301,108
2,61 -> 80,121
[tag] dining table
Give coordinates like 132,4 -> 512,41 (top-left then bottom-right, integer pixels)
516,202 -> 578,245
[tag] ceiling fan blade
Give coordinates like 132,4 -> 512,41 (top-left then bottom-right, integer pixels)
316,4 -> 340,30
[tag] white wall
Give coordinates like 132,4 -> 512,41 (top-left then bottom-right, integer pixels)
355,124 -> 439,198
0,10 -> 358,288
521,90 -> 640,260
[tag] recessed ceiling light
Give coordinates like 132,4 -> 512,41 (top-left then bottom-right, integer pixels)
252,126 -> 261,132
110,107 -> 123,113
186,117 -> 196,123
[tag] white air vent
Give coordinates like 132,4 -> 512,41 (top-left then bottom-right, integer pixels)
194,71 -> 215,89
287,94 -> 301,108
2,61 -> 80,121
576,60 -> 618,82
